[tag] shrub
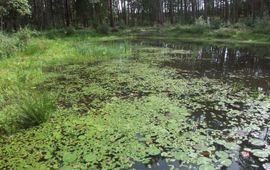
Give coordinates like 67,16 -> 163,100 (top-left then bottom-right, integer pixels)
64,26 -> 76,36
0,28 -> 32,59
214,31 -> 232,38
15,27 -> 32,48
96,24 -> 110,34
0,33 -> 18,59
253,17 -> 270,35
173,25 -> 208,34
195,16 -> 208,27
14,93 -> 56,129
209,17 -> 222,29
243,17 -> 255,27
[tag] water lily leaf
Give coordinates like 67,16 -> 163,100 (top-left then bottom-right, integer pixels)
263,163 -> 270,170
197,157 -> 211,165
220,158 -> 232,167
251,149 -> 270,158
174,151 -> 188,161
216,151 -> 229,159
199,164 -> 215,170
63,152 -> 77,163
84,153 -> 97,162
224,142 -> 240,150
249,138 -> 265,146
147,146 -> 160,156
60,166 -> 74,170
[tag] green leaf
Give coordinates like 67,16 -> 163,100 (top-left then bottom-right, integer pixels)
216,151 -> 229,159
60,166 -> 74,170
147,146 -> 161,156
199,164 -> 215,170
84,153 -> 97,162
197,157 -> 211,165
220,158 -> 232,167
174,151 -> 188,161
251,149 -> 270,158
249,138 -> 265,146
63,152 -> 77,163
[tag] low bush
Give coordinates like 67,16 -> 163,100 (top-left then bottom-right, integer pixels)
0,33 -> 18,59
96,24 -> 110,34
15,27 -> 32,47
243,17 -> 255,27
214,31 -> 232,38
209,17 -> 222,29
253,17 -> 270,35
173,25 -> 209,34
64,26 -> 76,36
0,28 -> 32,59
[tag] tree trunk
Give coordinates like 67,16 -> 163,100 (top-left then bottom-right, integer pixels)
109,0 -> 114,27
64,0 -> 70,26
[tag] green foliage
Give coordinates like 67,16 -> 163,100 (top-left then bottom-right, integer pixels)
0,28 -> 32,59
243,17 -> 255,27
253,17 -> 270,35
15,27 -> 32,47
6,0 -> 31,16
74,42 -> 131,61
209,17 -> 222,29
195,16 -> 208,27
64,26 -> 76,36
96,24 -> 110,34
0,32 -> 18,59
0,31 -> 269,169
173,25 -> 209,34
14,93 -> 56,129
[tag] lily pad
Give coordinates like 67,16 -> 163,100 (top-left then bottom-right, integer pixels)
220,158 -> 232,167
63,152 -> 77,163
60,166 -> 74,170
147,146 -> 161,156
174,151 -> 188,161
251,149 -> 270,158
249,138 -> 265,146
263,163 -> 270,170
197,157 -> 211,165
216,151 -> 229,159
84,153 -> 97,162
199,164 -> 215,170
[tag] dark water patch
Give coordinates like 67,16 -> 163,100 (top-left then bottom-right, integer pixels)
160,46 -> 270,93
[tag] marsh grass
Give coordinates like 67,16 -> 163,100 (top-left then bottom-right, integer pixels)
0,32 -> 133,134
15,92 -> 56,129
73,41 -> 132,62
0,28 -> 32,59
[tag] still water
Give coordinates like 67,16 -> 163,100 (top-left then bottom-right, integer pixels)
130,39 -> 270,170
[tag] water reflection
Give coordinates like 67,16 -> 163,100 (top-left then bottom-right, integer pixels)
131,39 -> 270,170
146,42 -> 270,92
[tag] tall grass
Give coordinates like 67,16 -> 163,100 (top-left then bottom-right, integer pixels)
0,28 -> 33,59
15,92 -> 56,129
73,41 -> 132,62
0,90 -> 56,134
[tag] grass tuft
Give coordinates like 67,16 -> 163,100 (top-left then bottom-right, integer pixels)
15,92 -> 56,129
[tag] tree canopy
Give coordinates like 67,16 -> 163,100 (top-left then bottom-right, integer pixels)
1,0 -> 270,30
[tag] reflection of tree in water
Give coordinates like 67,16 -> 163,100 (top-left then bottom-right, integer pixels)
158,43 -> 270,92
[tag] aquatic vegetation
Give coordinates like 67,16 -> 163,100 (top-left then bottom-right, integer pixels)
0,35 -> 269,169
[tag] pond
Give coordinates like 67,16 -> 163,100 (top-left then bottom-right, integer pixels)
1,38 -> 269,170
130,39 -> 270,170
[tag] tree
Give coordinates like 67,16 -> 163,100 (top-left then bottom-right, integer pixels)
0,0 -> 31,30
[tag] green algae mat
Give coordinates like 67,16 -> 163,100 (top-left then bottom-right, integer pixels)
0,39 -> 270,170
